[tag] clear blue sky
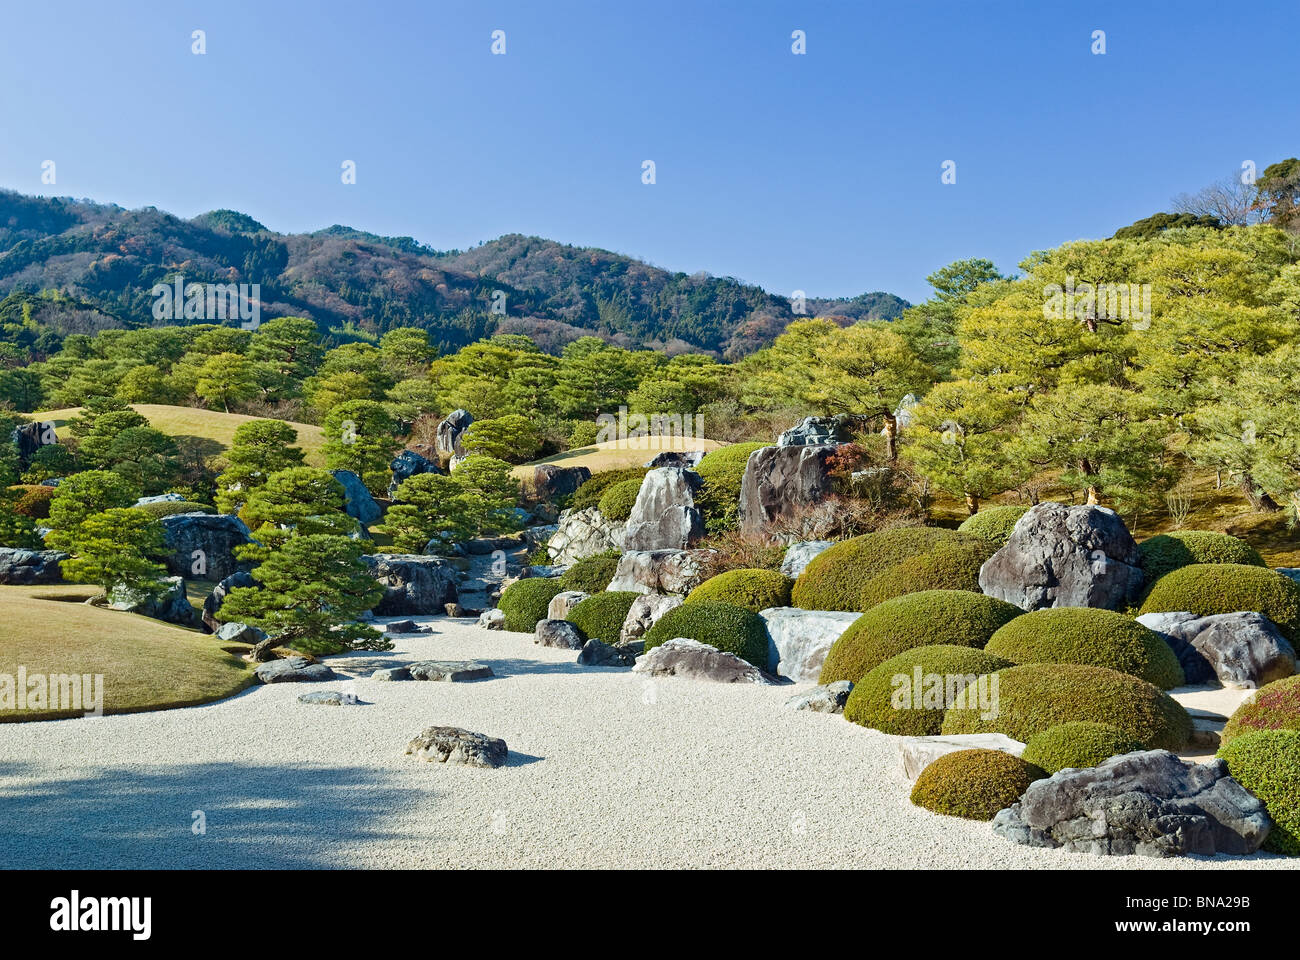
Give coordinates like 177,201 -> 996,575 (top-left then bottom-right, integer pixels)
1,0 -> 1294,303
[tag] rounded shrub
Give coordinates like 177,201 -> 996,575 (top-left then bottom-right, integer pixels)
843,644 -> 1012,736
909,749 -> 1046,821
791,527 -> 975,611
940,662 -> 1193,751
956,505 -> 1029,545
566,591 -> 640,644
557,549 -> 622,594
686,568 -> 793,612
641,601 -> 770,669
819,589 -> 1022,685
1221,674 -> 1300,746
569,468 -> 649,512
133,500 -> 215,518
695,442 -> 767,532
596,478 -> 643,522
8,484 -> 55,519
1138,563 -> 1300,642
858,539 -> 995,607
1138,531 -> 1265,585
497,578 -> 567,633
1218,730 -> 1300,855
984,607 -> 1184,690
1021,721 -> 1144,774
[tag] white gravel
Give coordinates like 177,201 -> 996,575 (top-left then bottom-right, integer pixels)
0,617 -> 1291,869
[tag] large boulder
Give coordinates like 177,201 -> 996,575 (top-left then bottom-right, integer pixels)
546,507 -> 625,564
778,416 -> 859,447
330,470 -> 382,525
534,618 -> 586,650
633,638 -> 775,684
11,421 -> 52,466
780,540 -> 834,578
108,576 -> 196,627
254,656 -> 336,684
607,549 -> 713,596
577,638 -> 642,667
435,409 -> 474,459
977,502 -> 1144,611
159,513 -> 253,582
363,554 -> 459,615
0,547 -> 66,586
759,607 -> 861,682
406,725 -> 507,769
547,590 -> 589,620
531,464 -> 591,502
738,444 -> 838,536
388,449 -> 443,498
201,569 -> 256,633
619,593 -> 684,643
1136,611 -> 1297,689
622,467 -> 703,552
993,750 -> 1272,857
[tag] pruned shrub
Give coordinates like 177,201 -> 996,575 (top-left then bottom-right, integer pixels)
984,607 -> 1184,690
1218,730 -> 1300,855
843,644 -> 1012,736
498,578 -> 566,633
596,478 -> 643,522
791,527 -> 975,611
1221,674 -> 1300,746
957,505 -> 1029,545
1139,563 -> 1300,642
695,442 -> 767,533
132,500 -> 215,518
940,663 -> 1193,751
819,589 -> 1022,684
686,568 -> 793,612
7,484 -> 55,519
557,549 -> 621,594
641,601 -> 770,669
909,749 -> 1047,821
1021,721 -> 1144,774
858,538 -> 995,607
569,469 -> 649,512
1138,531 -> 1265,585
566,591 -> 640,644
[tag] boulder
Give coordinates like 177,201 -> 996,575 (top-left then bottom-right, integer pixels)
201,570 -> 256,633
620,593 -> 684,643
622,467 -> 704,552
738,444 -> 838,536
406,725 -> 507,769
784,681 -> 854,714
577,638 -> 642,667
0,547 -> 66,586
435,409 -> 475,460
644,450 -> 706,469
534,618 -> 586,650
548,590 -> 590,620
1278,568 -> 1300,585
384,618 -> 429,634
331,470 -> 382,525
1136,611 -> 1297,689
546,507 -> 626,564
215,621 -> 267,645
632,638 -> 775,684
977,501 -> 1144,611
607,549 -> 713,596
298,690 -> 358,706
778,416 -> 857,447
363,554 -> 458,615
780,540 -> 834,578
159,513 -> 253,582
108,576 -> 196,627
532,464 -> 591,502
133,493 -> 186,506
407,660 -> 493,682
478,608 -> 505,630
254,656 -> 336,684
388,449 -> 443,498
898,733 -> 1027,781
992,750 -> 1272,857
759,607 -> 862,682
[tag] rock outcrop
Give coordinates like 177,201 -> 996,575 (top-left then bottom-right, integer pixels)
621,467 -> 703,552
531,464 -> 591,502
0,547 -> 66,586
1137,611 -> 1297,688
363,554 -> 459,615
159,513 -> 253,581
738,444 -> 838,536
108,576 -> 196,626
606,549 -> 713,596
546,507 -> 625,564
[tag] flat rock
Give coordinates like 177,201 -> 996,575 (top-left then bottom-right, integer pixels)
632,638 -> 774,684
1137,611 -> 1296,688
298,690 -> 358,706
406,725 -> 507,769
254,657 -> 336,684
407,660 -> 493,682
780,540 -> 834,578
534,618 -> 585,650
384,618 -> 426,634
371,667 -> 411,681
620,593 -> 684,643
760,607 -> 861,682
784,681 -> 854,714
547,590 -> 589,620
899,733 -> 1027,781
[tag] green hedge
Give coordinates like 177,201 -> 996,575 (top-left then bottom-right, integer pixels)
1138,563 -> 1300,642
956,505 -> 1029,545
909,749 -> 1047,821
843,644 -> 1012,736
596,478 -> 644,521
686,568 -> 793,612
7,484 -> 56,519
1221,674 -> 1300,746
558,549 -> 622,594
792,527 -> 975,611
694,442 -> 767,533
498,578 -> 567,633
641,601 -> 770,669
133,500 -> 215,518
984,607 -> 1184,690
569,468 -> 649,512
819,590 -> 1022,685
940,662 -> 1193,751
566,591 -> 640,644
1021,721 -> 1144,774
1218,730 -> 1300,855
1138,531 -> 1265,585
858,539 -> 995,608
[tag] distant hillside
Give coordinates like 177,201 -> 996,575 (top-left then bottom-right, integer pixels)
0,190 -> 908,358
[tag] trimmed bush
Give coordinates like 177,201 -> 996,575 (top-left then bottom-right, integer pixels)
940,663 -> 1193,751
843,644 -> 1012,736
566,591 -> 640,644
910,749 -> 1047,821
1139,563 -> 1300,642
792,527 -> 976,611
132,500 -> 215,518
557,549 -> 621,594
8,484 -> 55,519
498,578 -> 566,633
858,538 -> 995,607
1021,721 -> 1144,774
641,601 -> 770,669
1221,674 -> 1300,746
686,568 -> 793,612
819,589 -> 1022,684
695,442 -> 767,533
569,468 -> 649,512
1138,531 -> 1265,585
597,478 -> 644,522
957,505 -> 1029,545
1218,730 -> 1300,855
984,607 -> 1184,690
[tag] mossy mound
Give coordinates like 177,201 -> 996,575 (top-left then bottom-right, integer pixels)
641,601 -> 770,669
1138,531 -> 1265,585
557,549 -> 622,594
984,607 -> 1184,690
569,468 -> 649,512
686,568 -> 793,612
939,662 -> 1193,752
843,644 -> 1012,736
1218,730 -> 1300,855
819,590 -> 1022,685
133,500 -> 215,518
1138,563 -> 1300,642
1221,674 -> 1300,746
1021,721 -> 1145,774
909,749 -> 1047,821
498,578 -> 567,633
566,591 -> 640,644
956,505 -> 1030,545
694,442 -> 768,533
858,538 -> 995,607
596,478 -> 644,522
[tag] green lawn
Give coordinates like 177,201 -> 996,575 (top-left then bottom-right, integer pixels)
513,435 -> 725,480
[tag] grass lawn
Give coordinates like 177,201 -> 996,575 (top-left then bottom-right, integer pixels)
513,435 -> 725,479
28,403 -> 326,467
0,584 -> 255,722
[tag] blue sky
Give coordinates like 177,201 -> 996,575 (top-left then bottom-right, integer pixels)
1,0 -> 1295,303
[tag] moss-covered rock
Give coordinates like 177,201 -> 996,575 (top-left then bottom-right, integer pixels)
641,601 -> 770,669
858,538 -> 995,607
1138,531 -> 1265,585
791,527 -> 975,611
1021,721 -> 1145,774
686,568 -> 794,612
1218,730 -> 1300,855
843,644 -> 1012,736
956,505 -> 1029,545
498,578 -> 567,633
557,549 -> 622,594
1139,563 -> 1300,642
566,591 -> 640,645
909,749 -> 1047,821
1221,674 -> 1300,746
596,478 -> 644,522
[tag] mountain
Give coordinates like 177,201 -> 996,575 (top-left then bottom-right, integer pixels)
0,190 -> 908,358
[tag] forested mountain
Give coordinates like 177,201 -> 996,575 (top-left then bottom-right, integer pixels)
0,191 -> 907,358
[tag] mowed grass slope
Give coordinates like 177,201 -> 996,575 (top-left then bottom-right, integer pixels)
28,404 -> 326,466
0,585 -> 255,722
513,435 -> 725,479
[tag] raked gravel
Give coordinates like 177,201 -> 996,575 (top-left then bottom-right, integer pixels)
0,616 -> 1292,870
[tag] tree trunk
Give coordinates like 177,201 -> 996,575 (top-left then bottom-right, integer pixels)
249,635 -> 279,662
1086,486 -> 1100,505
1240,474 -> 1282,513
882,413 -> 898,462
964,492 -> 979,516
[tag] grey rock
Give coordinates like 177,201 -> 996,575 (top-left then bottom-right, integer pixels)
11,420 -> 52,466
534,618 -> 586,650
1137,611 -> 1296,688
0,547 -> 66,586
784,681 -> 854,714
607,549 -> 713,596
620,593 -> 684,643
1278,568 -> 1300,585
632,638 -> 774,684
478,608 -> 505,630
133,493 -> 186,506
577,638 -> 642,667
384,618 -> 425,634
254,656 -> 336,684
108,576 -> 196,626
993,750 -> 1271,857
898,733 -> 1027,781
532,464 -> 591,502
978,501 -> 1144,611
406,725 -> 507,769
644,450 -> 705,469
215,621 -> 268,645
546,507 -> 626,564
201,570 -> 256,633
331,470 -> 382,525
298,690 -> 358,706
371,666 -> 411,681
738,444 -> 839,536
622,467 -> 703,552
407,660 -> 493,682
780,540 -> 835,578
778,416 -> 858,447
388,449 -> 443,498
159,512 -> 253,581
435,409 -> 474,460
363,554 -> 459,615
759,607 -> 862,682
547,590 -> 590,620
